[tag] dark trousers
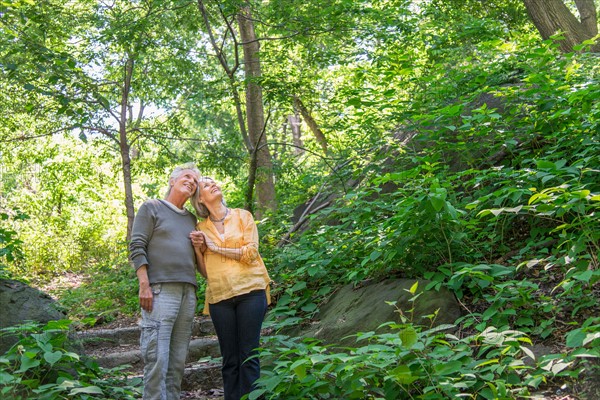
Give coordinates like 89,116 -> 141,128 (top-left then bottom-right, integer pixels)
209,290 -> 268,400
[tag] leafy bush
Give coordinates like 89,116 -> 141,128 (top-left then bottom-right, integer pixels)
251,322 -> 585,400
0,210 -> 28,280
267,37 -> 600,331
0,320 -> 141,399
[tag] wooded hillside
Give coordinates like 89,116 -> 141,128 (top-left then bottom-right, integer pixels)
1,1 -> 599,399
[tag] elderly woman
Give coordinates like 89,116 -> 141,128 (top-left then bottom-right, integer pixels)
129,163 -> 200,400
190,177 -> 271,400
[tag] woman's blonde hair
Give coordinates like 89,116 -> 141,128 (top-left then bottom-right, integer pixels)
192,176 -> 227,219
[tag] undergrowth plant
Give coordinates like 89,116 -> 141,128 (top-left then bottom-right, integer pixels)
0,210 -> 28,280
56,254 -> 141,323
0,320 -> 141,399
254,309 -> 599,400
260,40 -> 599,400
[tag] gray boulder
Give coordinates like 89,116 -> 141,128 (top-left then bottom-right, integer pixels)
0,279 -> 67,354
292,279 -> 462,346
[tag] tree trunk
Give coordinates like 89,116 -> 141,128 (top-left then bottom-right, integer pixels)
575,0 -> 599,35
293,96 -> 328,153
523,0 -> 599,53
287,114 -> 303,155
120,57 -> 135,241
237,6 -> 277,216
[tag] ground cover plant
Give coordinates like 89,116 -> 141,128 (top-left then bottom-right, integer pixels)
0,320 -> 141,399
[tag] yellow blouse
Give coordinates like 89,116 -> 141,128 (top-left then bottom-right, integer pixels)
197,208 -> 271,314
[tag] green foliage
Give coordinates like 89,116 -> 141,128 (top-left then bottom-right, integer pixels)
252,323 -> 586,400
254,287 -> 599,399
0,320 -> 141,399
1,136 -> 127,278
1,0 -> 599,397
56,255 -> 140,323
261,35 -> 599,398
0,210 -> 28,279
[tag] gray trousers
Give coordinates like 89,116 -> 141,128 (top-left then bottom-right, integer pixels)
140,282 -> 196,400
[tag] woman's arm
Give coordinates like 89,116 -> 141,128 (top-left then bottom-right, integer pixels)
204,210 -> 259,264
204,235 -> 243,261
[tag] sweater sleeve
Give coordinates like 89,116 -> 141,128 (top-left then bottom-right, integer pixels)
238,210 -> 260,265
129,202 -> 154,270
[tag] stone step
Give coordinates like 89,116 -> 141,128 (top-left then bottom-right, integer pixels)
77,317 -> 215,350
91,336 -> 221,370
129,360 -> 224,397
182,361 -> 223,393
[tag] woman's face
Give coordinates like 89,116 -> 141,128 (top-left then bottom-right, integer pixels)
171,169 -> 199,199
198,177 -> 222,203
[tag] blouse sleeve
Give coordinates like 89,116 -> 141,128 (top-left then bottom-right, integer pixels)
238,209 -> 260,265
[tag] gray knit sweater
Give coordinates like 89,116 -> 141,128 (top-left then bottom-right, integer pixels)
129,199 -> 198,287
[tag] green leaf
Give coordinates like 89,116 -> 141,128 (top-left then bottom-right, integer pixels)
291,364 -> 307,380
521,346 -> 536,361
566,329 -> 587,347
573,270 -> 593,282
17,356 -> 40,373
475,358 -> 499,368
45,320 -> 72,330
289,281 -> 307,293
389,364 -> 417,385
434,360 -> 462,375
70,386 -> 104,395
346,98 -> 362,107
535,160 -> 556,170
369,250 -> 382,261
399,327 -> 417,348
429,195 -> 445,212
0,371 -> 15,385
44,351 -> 63,365
301,303 -> 317,313
409,281 -> 418,294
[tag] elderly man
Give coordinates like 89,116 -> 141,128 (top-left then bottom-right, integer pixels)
129,163 -> 200,400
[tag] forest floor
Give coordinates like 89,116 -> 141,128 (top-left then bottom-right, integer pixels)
40,272 -> 598,400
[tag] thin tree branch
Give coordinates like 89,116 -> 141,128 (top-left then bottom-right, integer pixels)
257,140 -> 347,192
277,178 -> 332,247
219,8 -> 240,74
197,0 -> 233,76
80,126 -> 120,145
0,126 -> 76,142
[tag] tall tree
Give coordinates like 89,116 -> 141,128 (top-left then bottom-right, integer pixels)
1,1 -> 205,240
237,5 -> 277,214
197,0 -> 277,215
523,0 -> 599,52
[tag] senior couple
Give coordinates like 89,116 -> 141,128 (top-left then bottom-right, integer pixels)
129,163 -> 271,400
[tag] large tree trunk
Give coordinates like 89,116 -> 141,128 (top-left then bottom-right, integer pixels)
523,0 -> 599,53
237,6 -> 277,216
